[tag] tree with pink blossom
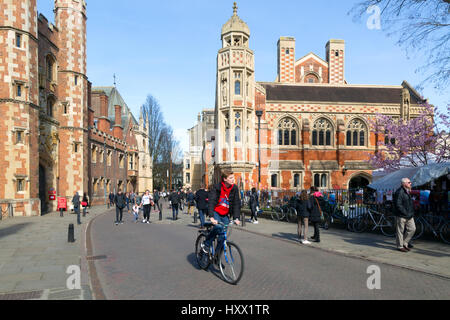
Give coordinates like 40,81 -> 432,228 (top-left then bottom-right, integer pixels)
369,103 -> 450,172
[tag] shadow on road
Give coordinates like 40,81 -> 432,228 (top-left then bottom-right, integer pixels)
186,252 -> 224,282
0,223 -> 31,240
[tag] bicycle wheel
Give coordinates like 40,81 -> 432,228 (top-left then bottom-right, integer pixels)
271,206 -> 282,221
439,220 -> 450,245
380,215 -> 396,237
287,207 -> 297,223
352,214 -> 368,233
218,241 -> 244,285
195,234 -> 210,270
411,218 -> 424,240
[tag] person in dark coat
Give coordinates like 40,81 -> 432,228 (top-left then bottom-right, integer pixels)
114,189 -> 126,225
394,178 -> 416,252
195,185 -> 209,228
153,190 -> 161,212
296,190 -> 310,244
186,190 -> 195,215
108,192 -> 115,207
72,191 -> 81,225
307,187 -> 323,243
82,192 -> 89,217
249,187 -> 259,224
169,190 -> 181,220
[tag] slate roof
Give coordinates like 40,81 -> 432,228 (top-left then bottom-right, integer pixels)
260,83 -> 426,105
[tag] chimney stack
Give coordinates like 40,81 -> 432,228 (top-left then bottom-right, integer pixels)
113,105 -> 123,139
97,94 -> 110,132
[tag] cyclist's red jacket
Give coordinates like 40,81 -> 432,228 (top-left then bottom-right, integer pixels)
208,182 -> 241,220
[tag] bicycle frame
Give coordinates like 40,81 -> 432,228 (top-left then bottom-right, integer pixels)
367,210 -> 391,231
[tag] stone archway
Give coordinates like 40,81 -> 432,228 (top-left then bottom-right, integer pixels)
349,175 -> 371,189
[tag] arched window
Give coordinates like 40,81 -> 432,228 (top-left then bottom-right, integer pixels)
277,117 -> 298,146
46,55 -> 55,81
346,119 -> 367,147
314,173 -> 328,188
312,118 -> 333,146
47,96 -> 55,117
234,112 -> 241,142
235,80 -> 241,95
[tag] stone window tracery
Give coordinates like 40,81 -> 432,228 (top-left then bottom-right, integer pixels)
312,118 -> 333,146
346,118 -> 367,147
277,117 -> 298,146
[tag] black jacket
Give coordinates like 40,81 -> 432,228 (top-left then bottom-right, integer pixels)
394,187 -> 414,219
249,192 -> 259,211
195,189 -> 209,210
114,193 -> 126,209
169,192 -> 181,205
153,192 -> 160,202
295,198 -> 309,218
208,183 -> 241,220
187,192 -> 195,205
307,196 -> 323,223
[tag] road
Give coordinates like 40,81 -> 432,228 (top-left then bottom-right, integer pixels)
89,207 -> 450,300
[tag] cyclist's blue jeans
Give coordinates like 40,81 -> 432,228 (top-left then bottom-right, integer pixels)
204,212 -> 229,252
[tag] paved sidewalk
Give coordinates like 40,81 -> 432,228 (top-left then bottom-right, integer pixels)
0,205 -> 110,300
172,207 -> 450,279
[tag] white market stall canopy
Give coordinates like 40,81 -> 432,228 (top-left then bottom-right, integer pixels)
367,162 -> 450,191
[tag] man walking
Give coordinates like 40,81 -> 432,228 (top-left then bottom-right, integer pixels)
72,191 -> 81,225
195,185 -> 209,228
109,191 -> 115,208
153,189 -> 161,213
394,178 -> 416,252
114,189 -> 126,225
186,190 -> 195,215
169,190 -> 181,220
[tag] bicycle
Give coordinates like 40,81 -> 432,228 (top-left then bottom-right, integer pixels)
195,221 -> 244,285
412,213 -> 450,244
327,203 -> 355,232
352,208 -> 396,237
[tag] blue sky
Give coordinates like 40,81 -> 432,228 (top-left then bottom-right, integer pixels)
38,0 -> 449,152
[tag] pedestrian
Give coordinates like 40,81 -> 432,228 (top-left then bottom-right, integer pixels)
307,187 -> 323,243
132,202 -> 140,223
72,191 -> 81,225
296,190 -> 310,244
114,189 -> 126,225
130,191 -> 136,205
142,190 -> 152,224
169,190 -> 181,220
394,178 -> 416,252
187,190 -> 195,215
126,192 -> 132,213
153,189 -> 161,213
108,191 -> 115,208
202,170 -> 241,253
81,192 -> 89,217
195,185 -> 209,228
249,187 -> 259,224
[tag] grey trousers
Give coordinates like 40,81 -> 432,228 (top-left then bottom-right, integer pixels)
396,217 -> 416,249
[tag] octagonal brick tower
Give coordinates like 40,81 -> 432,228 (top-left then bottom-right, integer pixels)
214,2 -> 256,188
55,0 -> 89,198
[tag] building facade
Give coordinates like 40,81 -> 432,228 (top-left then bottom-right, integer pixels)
0,1 -> 152,218
206,3 -> 428,192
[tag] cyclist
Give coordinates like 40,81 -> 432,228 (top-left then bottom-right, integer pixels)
202,170 -> 241,253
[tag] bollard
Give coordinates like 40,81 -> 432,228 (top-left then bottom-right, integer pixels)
241,211 -> 245,227
68,224 -> 75,243
159,209 -> 162,221
194,211 -> 197,224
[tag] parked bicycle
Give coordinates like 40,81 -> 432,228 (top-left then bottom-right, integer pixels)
352,208 -> 396,237
195,221 -> 244,285
412,213 -> 450,244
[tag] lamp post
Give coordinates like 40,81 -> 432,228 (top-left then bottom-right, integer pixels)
255,109 -> 263,190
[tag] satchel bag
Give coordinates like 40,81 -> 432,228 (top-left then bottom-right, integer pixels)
314,197 -> 325,222
81,201 -> 88,207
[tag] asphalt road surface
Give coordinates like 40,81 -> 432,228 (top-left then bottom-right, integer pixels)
90,209 -> 450,300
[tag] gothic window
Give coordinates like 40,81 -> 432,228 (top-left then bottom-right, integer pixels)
312,118 -> 333,146
46,55 -> 55,81
346,119 -> 367,147
277,118 -> 298,146
16,85 -> 22,97
314,173 -> 328,188
293,173 -> 300,188
16,33 -> 21,48
235,112 -> 241,142
47,96 -> 55,117
234,72 -> 241,95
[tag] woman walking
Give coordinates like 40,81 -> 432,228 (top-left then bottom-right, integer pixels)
249,188 -> 259,224
82,192 -> 89,217
307,187 -> 323,243
142,190 -> 152,224
296,190 -> 310,244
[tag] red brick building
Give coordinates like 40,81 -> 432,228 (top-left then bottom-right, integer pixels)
209,4 -> 428,192
0,1 -> 151,217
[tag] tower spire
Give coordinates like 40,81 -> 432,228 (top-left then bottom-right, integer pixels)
233,2 -> 238,16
